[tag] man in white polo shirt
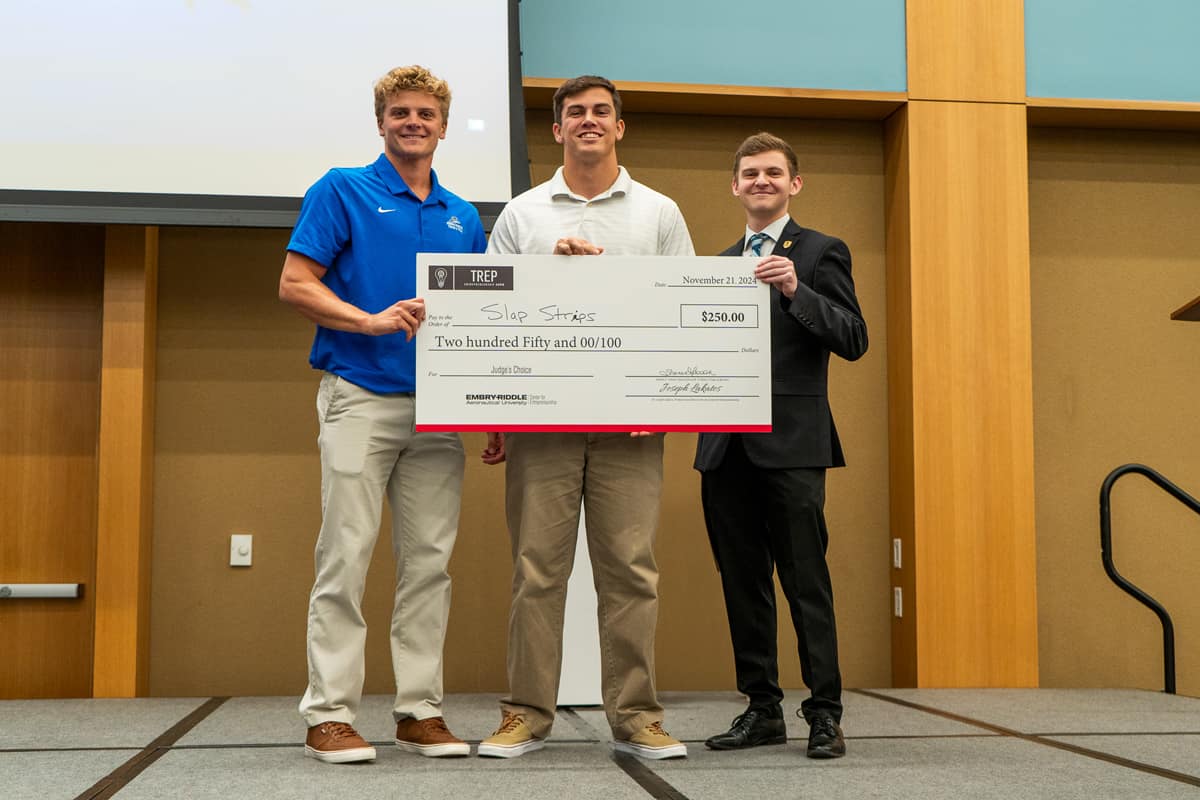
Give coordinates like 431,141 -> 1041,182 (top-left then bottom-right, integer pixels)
477,75 -> 694,760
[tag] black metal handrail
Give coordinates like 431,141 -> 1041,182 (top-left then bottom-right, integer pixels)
1099,463 -> 1200,695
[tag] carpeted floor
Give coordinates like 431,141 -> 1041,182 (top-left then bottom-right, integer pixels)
2,689 -> 1197,799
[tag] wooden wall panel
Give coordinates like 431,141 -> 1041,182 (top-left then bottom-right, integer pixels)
893,101 -> 1039,686
883,107 -> 918,687
907,0 -> 1025,103
92,226 -> 159,697
0,222 -> 104,698
1029,128 -> 1200,697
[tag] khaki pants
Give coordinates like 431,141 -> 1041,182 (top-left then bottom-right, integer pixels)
300,374 -> 464,727
501,432 -> 665,739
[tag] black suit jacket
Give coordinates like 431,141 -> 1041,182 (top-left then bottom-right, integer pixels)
694,219 -> 867,470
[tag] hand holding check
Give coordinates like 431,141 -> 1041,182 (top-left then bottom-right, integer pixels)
364,297 -> 426,340
753,256 -> 798,299
554,237 -> 604,256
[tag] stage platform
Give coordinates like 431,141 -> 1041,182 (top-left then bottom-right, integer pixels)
2,689 -> 1198,799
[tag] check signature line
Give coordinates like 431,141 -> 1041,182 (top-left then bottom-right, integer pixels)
626,375 -> 755,379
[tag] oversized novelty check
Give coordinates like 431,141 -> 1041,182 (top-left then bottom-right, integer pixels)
414,253 -> 771,432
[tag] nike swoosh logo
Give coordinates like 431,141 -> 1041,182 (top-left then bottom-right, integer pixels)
378,206 -> 397,213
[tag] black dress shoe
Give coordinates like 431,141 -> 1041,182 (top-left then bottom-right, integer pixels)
805,712 -> 846,759
704,708 -> 787,750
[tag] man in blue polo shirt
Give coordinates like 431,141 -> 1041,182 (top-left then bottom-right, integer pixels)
279,65 -> 485,764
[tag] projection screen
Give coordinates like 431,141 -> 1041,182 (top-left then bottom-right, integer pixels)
0,0 -> 528,227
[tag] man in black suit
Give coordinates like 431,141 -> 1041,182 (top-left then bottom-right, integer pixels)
696,132 -> 868,759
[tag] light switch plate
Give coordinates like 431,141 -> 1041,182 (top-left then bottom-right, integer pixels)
230,534 -> 252,567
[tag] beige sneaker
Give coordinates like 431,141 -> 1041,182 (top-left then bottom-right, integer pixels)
477,712 -> 545,758
614,721 -> 688,760
304,722 -> 377,764
395,716 -> 470,757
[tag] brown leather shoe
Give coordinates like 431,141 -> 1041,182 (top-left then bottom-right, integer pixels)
395,716 -> 470,757
304,722 -> 376,764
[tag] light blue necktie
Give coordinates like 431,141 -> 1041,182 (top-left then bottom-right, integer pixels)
748,232 -> 770,256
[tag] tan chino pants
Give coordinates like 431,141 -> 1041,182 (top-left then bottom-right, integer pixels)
501,431 -> 665,739
300,374 -> 464,727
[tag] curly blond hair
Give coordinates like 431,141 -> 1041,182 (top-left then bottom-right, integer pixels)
374,65 -> 451,125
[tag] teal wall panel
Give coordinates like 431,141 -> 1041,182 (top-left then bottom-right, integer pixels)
518,0 -> 906,93
1027,0 -> 1200,102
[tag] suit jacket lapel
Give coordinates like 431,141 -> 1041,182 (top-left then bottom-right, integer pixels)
771,218 -> 805,257
723,219 -> 804,257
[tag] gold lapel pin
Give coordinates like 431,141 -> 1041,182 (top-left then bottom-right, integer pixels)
782,240 -> 792,248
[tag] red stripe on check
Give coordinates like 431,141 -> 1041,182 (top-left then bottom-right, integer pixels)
415,425 -> 771,432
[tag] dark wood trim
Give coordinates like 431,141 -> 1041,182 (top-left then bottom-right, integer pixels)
523,77 -> 906,120
1170,295 -> 1200,322
1028,97 -> 1200,131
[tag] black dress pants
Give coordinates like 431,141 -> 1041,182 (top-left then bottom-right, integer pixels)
701,437 -> 843,722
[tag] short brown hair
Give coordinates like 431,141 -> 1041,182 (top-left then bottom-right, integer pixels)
733,132 -> 799,178
374,65 -> 451,125
553,75 -> 622,126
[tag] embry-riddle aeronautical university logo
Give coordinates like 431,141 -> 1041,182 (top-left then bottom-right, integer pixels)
446,215 -> 464,233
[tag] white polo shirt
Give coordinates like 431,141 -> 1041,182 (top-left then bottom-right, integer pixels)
487,166 -> 694,256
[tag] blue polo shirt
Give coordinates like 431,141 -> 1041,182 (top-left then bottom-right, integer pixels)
288,154 -> 486,393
